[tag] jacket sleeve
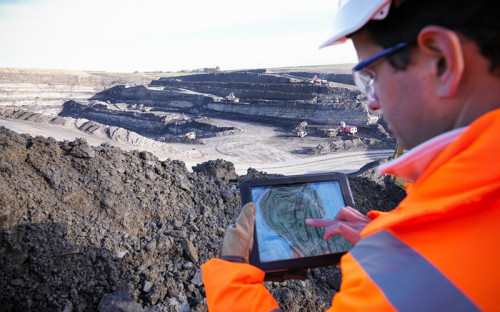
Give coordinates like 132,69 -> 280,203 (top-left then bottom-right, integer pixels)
201,258 -> 280,312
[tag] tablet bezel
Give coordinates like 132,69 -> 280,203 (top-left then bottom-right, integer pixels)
239,171 -> 355,274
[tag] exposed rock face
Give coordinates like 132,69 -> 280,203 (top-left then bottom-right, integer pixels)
59,100 -> 188,136
58,100 -> 240,141
0,71 -> 148,111
86,71 -> 374,127
0,127 -> 405,312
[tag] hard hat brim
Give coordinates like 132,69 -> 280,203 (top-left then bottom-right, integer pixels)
319,0 -> 392,49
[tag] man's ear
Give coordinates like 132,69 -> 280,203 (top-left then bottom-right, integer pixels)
417,26 -> 465,97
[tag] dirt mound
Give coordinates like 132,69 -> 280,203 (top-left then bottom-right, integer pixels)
0,127 -> 405,311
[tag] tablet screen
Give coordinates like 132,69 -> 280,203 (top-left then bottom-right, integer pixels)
240,172 -> 355,273
251,181 -> 353,262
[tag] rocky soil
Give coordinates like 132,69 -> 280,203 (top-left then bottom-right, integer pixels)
0,126 -> 405,312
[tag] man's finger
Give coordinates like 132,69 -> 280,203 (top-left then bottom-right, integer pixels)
335,206 -> 370,222
305,218 -> 335,227
306,219 -> 346,241
324,222 -> 362,244
323,222 -> 341,240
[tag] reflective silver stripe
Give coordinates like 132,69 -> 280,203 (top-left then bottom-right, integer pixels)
350,230 -> 480,312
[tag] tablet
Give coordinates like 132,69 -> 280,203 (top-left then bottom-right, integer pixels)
240,172 -> 355,278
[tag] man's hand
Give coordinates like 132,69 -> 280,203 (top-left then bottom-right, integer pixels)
219,202 -> 255,263
305,206 -> 370,244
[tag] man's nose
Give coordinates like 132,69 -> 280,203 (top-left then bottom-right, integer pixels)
366,94 -> 381,111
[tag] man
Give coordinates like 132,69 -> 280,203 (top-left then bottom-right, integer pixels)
202,0 -> 500,310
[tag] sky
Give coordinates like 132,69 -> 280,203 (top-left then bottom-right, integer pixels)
0,0 -> 358,73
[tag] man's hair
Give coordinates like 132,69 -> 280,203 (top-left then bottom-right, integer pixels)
363,0 -> 500,72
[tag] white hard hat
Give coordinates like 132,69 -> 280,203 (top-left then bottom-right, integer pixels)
320,0 -> 393,48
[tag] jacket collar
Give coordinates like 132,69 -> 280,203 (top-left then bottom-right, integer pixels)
378,127 -> 467,183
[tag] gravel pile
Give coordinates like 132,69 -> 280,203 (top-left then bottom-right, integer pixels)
0,127 -> 405,311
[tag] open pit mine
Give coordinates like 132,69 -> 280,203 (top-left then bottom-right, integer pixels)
0,69 -> 395,173
0,68 -> 404,311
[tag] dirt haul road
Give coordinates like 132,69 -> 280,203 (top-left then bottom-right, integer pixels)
0,117 -> 394,175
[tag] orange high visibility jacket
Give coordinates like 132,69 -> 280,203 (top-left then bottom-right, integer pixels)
202,108 -> 500,311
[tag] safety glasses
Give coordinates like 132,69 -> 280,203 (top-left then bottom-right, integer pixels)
352,42 -> 411,99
